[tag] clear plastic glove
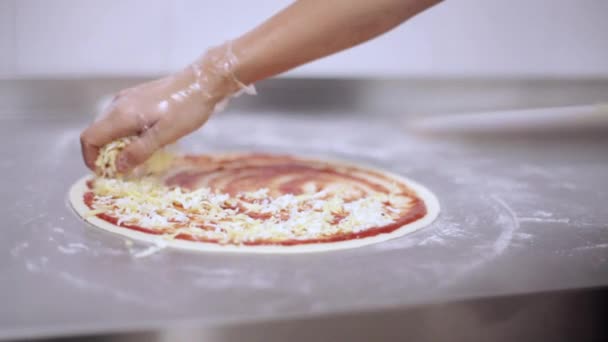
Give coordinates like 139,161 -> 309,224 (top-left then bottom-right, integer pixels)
80,43 -> 254,174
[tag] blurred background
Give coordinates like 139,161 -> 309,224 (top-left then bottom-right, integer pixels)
2,1 -> 608,341
1,0 -> 607,79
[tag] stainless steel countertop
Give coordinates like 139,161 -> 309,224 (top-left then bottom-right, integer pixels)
1,78 -> 607,341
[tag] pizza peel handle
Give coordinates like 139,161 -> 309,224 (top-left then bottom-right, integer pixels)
405,103 -> 608,136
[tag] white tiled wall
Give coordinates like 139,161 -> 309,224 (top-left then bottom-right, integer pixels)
2,0 -> 608,78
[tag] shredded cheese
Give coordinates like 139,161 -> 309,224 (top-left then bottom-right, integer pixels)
95,137 -> 133,178
88,177 -> 410,244
94,137 -> 175,178
89,140 -> 415,245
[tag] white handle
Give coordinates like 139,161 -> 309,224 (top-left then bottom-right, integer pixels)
406,104 -> 608,135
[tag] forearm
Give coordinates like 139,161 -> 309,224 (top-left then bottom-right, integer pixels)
80,0 -> 440,171
229,0 -> 441,84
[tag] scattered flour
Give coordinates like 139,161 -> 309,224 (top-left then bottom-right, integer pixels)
534,210 -> 554,218
25,261 -> 40,272
132,239 -> 168,258
572,243 -> 608,251
417,221 -> 469,247
515,232 -> 534,240
518,210 -> 571,224
519,217 -> 571,224
57,271 -> 163,309
57,243 -> 89,255
20,213 -> 47,225
491,195 -> 518,255
418,235 -> 446,246
10,241 -> 29,257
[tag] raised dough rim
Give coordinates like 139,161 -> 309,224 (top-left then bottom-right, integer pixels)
68,154 -> 440,254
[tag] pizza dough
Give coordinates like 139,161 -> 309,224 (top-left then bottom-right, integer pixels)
69,154 -> 440,253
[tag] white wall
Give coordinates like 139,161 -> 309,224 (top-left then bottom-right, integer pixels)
0,0 -> 15,76
1,0 -> 607,78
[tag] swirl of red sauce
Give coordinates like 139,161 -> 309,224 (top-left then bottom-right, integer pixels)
85,154 -> 427,246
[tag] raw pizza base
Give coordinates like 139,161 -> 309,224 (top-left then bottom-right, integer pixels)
69,157 -> 440,254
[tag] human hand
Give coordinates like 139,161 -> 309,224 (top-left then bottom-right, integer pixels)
80,43 -> 253,174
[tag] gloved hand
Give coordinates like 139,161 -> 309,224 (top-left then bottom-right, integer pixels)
80,43 -> 255,174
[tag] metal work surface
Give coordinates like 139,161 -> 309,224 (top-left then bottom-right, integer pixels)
1,79 -> 607,340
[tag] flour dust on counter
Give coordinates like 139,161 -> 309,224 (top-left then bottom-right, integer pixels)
4,107 -> 608,339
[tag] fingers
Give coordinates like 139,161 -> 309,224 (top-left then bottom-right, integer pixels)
116,126 -> 161,173
80,110 -> 142,170
81,68 -> 222,173
117,112 -> 211,173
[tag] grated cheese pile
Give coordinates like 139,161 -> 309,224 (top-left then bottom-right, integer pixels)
95,137 -> 133,178
94,137 -> 175,179
88,177 -> 411,244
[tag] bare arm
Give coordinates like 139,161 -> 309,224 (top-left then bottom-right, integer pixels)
232,0 -> 440,83
80,0 -> 441,172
